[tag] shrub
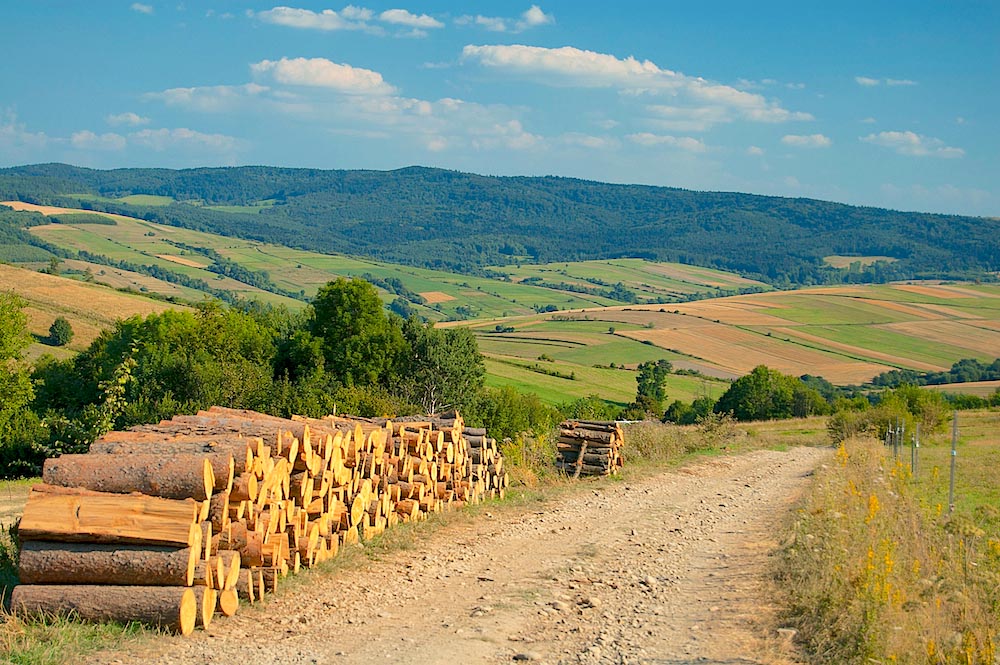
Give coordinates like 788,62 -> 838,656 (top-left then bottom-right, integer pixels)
48,316 -> 74,346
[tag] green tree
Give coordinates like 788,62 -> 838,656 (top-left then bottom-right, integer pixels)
308,278 -> 407,386
0,293 -> 35,435
48,316 -> 74,346
0,293 -> 44,476
401,318 -> 485,414
714,365 -> 797,421
632,359 -> 672,417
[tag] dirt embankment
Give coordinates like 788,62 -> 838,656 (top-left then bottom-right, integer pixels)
87,446 -> 827,665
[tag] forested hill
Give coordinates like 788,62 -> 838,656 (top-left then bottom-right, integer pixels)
2,163 -> 996,285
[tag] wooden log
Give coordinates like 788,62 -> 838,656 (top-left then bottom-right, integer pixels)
20,487 -> 200,547
191,586 -> 217,628
43,453 -> 229,501
208,491 -> 230,533
236,569 -> 256,604
554,460 -> 614,476
218,588 -> 239,617
10,585 -> 197,635
559,429 -> 617,443
18,541 -> 200,586
90,437 -> 256,474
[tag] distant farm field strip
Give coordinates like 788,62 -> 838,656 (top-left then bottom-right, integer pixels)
768,327 -> 944,372
420,291 -> 455,303
155,254 -> 210,268
925,380 -> 1000,397
620,323 -> 891,384
892,284 -> 979,298
882,320 -> 1000,358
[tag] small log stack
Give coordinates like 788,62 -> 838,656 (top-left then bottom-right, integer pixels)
11,406 -> 507,634
555,420 -> 625,477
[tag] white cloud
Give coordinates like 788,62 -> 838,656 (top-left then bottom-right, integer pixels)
147,83 -> 272,112
378,9 -> 442,29
71,130 -> 127,151
626,132 -> 706,152
462,44 -> 811,129
781,133 -> 832,148
518,5 -> 554,29
645,105 -> 731,132
255,6 -> 378,32
0,112 -> 49,151
560,133 -> 618,149
747,145 -> 765,156
456,5 -> 554,33
856,76 -> 918,87
861,117 -> 877,124
251,58 -> 395,95
130,127 -> 242,152
785,82 -> 805,90
860,131 -> 964,158
131,3 -> 153,14
106,111 -> 150,126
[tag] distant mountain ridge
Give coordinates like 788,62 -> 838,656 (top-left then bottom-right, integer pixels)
1,163 -> 996,286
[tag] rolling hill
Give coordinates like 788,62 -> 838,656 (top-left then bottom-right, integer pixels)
1,201 -> 769,321
2,163 -> 997,286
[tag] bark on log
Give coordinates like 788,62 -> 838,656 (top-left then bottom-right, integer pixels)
19,488 -> 200,547
43,453 -> 233,501
10,585 -> 197,635
18,541 -> 200,586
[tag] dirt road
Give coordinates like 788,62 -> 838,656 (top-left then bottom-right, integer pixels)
87,446 -> 827,665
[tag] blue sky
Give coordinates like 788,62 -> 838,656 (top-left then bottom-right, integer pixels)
1,1 -> 997,216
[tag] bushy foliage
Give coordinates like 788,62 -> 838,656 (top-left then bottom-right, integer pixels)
48,316 -> 74,346
827,384 -> 949,443
464,386 -> 560,443
714,365 -> 828,421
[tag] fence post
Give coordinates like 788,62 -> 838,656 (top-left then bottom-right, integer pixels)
912,422 -> 920,476
948,411 -> 958,515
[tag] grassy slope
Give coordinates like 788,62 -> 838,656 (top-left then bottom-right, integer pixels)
13,202 -> 770,321
0,263 -> 189,358
6,203 -> 1000,401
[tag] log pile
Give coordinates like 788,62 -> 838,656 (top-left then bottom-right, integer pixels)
12,406 -> 507,634
555,420 -> 625,477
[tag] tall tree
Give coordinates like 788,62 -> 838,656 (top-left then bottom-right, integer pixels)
0,293 -> 35,434
401,318 -> 485,414
308,278 -> 406,386
634,359 -> 672,416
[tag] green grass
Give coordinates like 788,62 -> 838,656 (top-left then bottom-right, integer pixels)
0,614 -> 149,665
793,323 -> 993,367
761,293 -> 921,325
492,258 -> 769,303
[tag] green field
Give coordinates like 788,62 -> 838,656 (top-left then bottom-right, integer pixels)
10,203 -> 1000,403
23,205 -> 768,322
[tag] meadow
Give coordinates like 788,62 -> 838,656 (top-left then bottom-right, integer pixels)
780,408 -> 1000,663
4,201 -> 1000,404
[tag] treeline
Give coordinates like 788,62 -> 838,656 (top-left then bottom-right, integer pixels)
165,240 -> 306,301
0,279 -> 565,478
615,362 -> 999,441
1,164 -> 997,286
870,357 -> 1000,387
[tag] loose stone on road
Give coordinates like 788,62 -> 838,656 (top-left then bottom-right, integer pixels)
87,446 -> 826,665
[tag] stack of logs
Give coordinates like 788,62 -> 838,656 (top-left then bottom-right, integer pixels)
11,407 -> 508,635
555,420 -> 625,477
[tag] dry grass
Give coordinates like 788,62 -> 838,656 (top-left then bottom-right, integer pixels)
419,291 -> 455,303
778,430 -> 999,663
620,324 -> 889,384
0,264 -> 185,353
